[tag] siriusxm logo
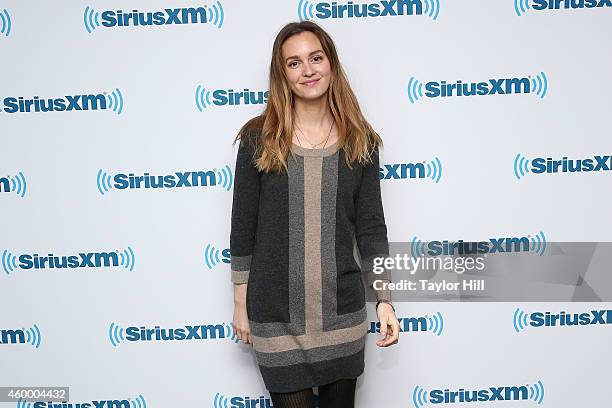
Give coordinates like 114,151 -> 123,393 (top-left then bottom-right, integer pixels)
0,171 -> 27,197
514,308 -> 612,332
0,89 -> 124,114
204,243 -> 230,270
213,393 -> 275,408
97,166 -> 233,195
298,0 -> 440,21
108,321 -> 239,346
407,72 -> 548,103
0,324 -> 41,348
0,8 -> 11,37
84,3 -> 224,33
1,247 -> 136,275
410,231 -> 547,257
514,153 -> 611,180
515,0 -> 611,16
16,394 -> 147,408
412,381 -> 544,406
379,158 -> 442,183
369,312 -> 444,336
195,85 -> 269,111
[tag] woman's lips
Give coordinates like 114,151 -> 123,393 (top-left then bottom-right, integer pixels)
302,79 -> 319,86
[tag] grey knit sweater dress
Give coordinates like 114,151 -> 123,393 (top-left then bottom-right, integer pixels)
230,129 -> 391,393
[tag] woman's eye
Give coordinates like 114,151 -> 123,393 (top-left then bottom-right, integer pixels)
289,61 -> 299,68
313,55 -> 322,62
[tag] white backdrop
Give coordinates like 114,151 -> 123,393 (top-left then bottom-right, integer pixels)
1,1 -> 611,407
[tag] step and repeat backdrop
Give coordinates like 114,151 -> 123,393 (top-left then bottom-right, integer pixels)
1,1 -> 611,407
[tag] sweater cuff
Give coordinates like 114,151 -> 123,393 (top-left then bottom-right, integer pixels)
231,255 -> 251,284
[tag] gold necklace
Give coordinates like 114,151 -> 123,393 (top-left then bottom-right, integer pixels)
294,116 -> 334,149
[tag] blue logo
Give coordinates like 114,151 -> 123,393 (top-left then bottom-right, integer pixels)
298,0 -> 440,21
412,381 -> 544,406
514,308 -> 612,333
195,85 -> 269,110
97,166 -> 233,195
515,0 -> 611,16
84,3 -> 224,32
410,231 -> 547,257
0,324 -> 41,348
213,393 -> 283,408
407,72 -> 548,103
0,8 -> 11,37
0,171 -> 27,197
204,243 -> 230,270
16,394 -> 147,408
369,312 -> 444,336
514,153 -> 611,180
0,89 -> 124,114
1,247 -> 136,275
108,321 -> 239,346
379,158 -> 442,183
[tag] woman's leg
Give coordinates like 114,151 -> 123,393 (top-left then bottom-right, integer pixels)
318,378 -> 357,408
269,387 -> 315,408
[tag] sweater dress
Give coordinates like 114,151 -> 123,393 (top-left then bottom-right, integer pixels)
230,129 -> 391,393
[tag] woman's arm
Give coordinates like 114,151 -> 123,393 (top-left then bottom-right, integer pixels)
230,133 -> 260,286
354,146 -> 392,303
230,133 -> 260,345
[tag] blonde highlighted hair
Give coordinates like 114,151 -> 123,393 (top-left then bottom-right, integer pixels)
234,20 -> 382,173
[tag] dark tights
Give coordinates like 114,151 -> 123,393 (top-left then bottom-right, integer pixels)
269,378 -> 357,408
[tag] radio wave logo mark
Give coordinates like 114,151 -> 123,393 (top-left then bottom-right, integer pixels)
297,0 -> 315,21
427,312 -> 444,336
410,236 -> 426,258
83,6 -> 101,33
423,0 -> 441,20
407,77 -> 424,104
514,0 -> 531,16
529,231 -> 546,256
5,171 -> 28,197
513,153 -> 530,180
108,322 -> 125,347
204,243 -> 224,270
24,324 -> 42,348
0,8 -> 12,37
195,85 -> 213,111
104,88 -> 124,115
224,322 -> 239,343
129,395 -> 147,408
530,72 -> 548,99
425,157 -> 442,183
207,1 -> 225,28
17,400 -> 33,408
412,385 -> 428,408
513,308 -> 530,333
213,392 -> 231,408
119,246 -> 136,271
215,165 -> 233,191
97,169 -> 113,195
1,249 -> 18,275
528,380 -> 545,404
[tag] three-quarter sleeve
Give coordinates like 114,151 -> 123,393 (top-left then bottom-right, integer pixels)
354,146 -> 391,302
229,135 -> 260,284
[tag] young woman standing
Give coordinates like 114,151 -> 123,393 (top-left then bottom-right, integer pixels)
230,21 -> 400,408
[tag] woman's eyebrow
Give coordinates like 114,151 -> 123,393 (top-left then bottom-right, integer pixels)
285,49 -> 324,62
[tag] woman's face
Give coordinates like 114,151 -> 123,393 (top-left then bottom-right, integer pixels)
281,31 -> 332,103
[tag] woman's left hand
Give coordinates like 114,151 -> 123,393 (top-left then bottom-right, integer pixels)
376,302 -> 400,347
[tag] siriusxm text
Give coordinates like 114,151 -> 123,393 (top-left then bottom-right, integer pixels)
314,0 -> 423,19
1,95 -> 107,113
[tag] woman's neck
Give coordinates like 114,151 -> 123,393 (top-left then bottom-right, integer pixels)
293,96 -> 331,130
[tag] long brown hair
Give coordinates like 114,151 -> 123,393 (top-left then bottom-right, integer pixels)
234,20 -> 382,173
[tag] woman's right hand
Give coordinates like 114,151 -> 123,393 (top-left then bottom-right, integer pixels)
232,284 -> 252,345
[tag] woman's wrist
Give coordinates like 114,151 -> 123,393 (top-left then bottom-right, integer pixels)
376,299 -> 395,313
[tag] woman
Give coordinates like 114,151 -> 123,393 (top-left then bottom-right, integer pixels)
230,21 -> 400,408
